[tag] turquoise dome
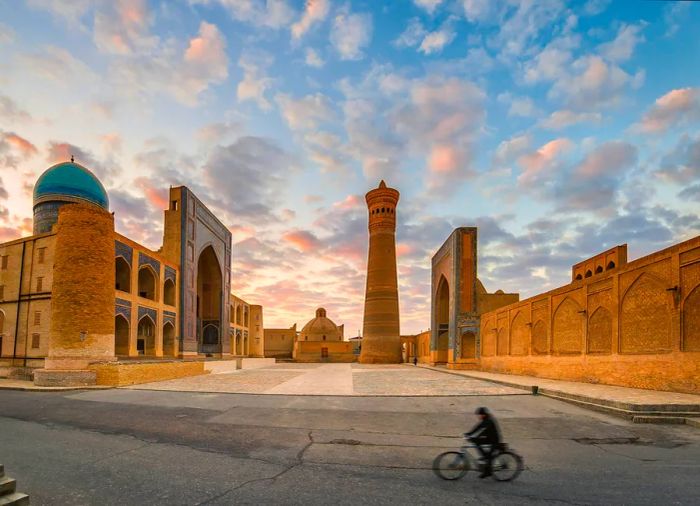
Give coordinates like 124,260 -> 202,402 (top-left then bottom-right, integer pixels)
33,162 -> 109,209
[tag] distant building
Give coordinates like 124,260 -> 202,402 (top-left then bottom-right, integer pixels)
294,308 -> 354,362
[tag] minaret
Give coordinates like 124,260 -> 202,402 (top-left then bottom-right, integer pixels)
360,180 -> 401,363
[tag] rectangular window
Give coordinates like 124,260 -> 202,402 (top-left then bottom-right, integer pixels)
31,333 -> 40,349
171,200 -> 179,211
37,247 -> 46,264
0,285 -> 4,300
34,311 -> 41,326
1,255 -> 7,270
36,277 -> 43,292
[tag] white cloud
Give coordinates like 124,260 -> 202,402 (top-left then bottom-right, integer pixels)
291,0 -> 330,39
598,23 -> 645,63
414,0 -> 443,14
394,18 -> 426,48
191,0 -> 296,29
304,48 -> 324,68
26,0 -> 92,24
418,24 -> 456,55
330,10 -> 373,60
498,93 -> 539,117
493,133 -> 531,168
109,21 -> 229,106
93,0 -> 156,55
237,50 -> 274,110
275,93 -> 335,130
539,110 -> 602,129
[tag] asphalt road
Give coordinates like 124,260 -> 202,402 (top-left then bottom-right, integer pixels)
1,388 -> 698,505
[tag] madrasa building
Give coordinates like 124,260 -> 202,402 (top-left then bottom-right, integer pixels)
0,159 -> 263,386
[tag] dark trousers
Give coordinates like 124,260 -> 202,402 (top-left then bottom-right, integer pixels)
473,439 -> 494,466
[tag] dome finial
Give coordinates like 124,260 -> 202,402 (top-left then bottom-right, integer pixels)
379,180 -> 386,188
71,155 -> 74,163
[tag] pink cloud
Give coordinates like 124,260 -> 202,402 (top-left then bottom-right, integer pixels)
5,133 -> 37,157
282,229 -> 322,252
636,87 -> 700,134
428,144 -> 463,173
135,177 -> 168,209
292,0 -> 330,39
333,194 -> 363,210
396,242 -> 414,257
517,138 -> 573,186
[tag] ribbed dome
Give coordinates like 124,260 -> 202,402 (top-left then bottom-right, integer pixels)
300,308 -> 342,341
33,161 -> 109,210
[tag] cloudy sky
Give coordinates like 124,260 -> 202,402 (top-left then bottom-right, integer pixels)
1,0 -> 699,335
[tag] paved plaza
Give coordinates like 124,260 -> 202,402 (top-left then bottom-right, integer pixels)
126,363 -> 525,396
1,364 -> 699,505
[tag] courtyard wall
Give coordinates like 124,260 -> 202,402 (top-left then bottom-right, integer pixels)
479,235 -> 700,394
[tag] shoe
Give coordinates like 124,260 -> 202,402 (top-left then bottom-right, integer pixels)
478,468 -> 492,479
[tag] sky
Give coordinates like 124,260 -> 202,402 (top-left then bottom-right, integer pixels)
0,0 -> 699,336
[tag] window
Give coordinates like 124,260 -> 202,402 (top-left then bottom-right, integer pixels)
607,261 -> 616,270
322,335 -> 326,341
37,247 -> 46,264
595,266 -> 603,274
575,274 -> 583,280
1,255 -> 7,270
163,279 -> 176,306
34,311 -> 41,326
31,333 -> 40,349
115,257 -> 131,292
171,200 -> 179,211
0,285 -> 4,300
36,277 -> 43,292
584,270 -> 592,278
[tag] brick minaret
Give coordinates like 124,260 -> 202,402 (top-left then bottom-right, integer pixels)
360,180 -> 401,363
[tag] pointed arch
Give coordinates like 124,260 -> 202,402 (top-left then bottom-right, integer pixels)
163,278 -> 176,306
137,265 -> 158,300
481,317 -> 496,357
115,314 -> 130,356
163,321 -> 176,357
509,311 -> 529,356
531,319 -> 548,355
137,314 -> 156,356
460,331 -> 476,359
116,256 -> 131,292
588,306 -> 612,354
620,272 -> 672,353
552,297 -> 583,354
435,275 -> 450,362
682,284 -> 700,351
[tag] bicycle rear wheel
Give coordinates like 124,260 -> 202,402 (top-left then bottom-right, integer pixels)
491,451 -> 523,482
432,451 -> 470,480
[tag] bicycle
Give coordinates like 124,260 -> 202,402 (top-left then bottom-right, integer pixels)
433,435 -> 524,482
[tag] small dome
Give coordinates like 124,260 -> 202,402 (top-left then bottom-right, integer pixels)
300,307 -> 342,341
33,161 -> 109,210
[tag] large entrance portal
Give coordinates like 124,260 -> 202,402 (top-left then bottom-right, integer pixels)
197,245 -> 222,354
435,276 -> 450,363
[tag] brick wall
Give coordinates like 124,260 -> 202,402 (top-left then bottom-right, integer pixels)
90,360 -> 206,386
479,235 -> 700,394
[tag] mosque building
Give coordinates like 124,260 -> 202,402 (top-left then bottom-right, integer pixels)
0,159 -> 263,386
293,308 -> 353,362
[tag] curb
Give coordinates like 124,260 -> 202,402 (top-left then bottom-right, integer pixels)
417,365 -> 700,426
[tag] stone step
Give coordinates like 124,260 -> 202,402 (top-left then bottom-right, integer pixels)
685,417 -> 700,429
0,492 -> 30,506
0,476 -> 16,495
632,415 -> 688,424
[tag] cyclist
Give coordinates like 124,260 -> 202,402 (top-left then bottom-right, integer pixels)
464,406 -> 502,478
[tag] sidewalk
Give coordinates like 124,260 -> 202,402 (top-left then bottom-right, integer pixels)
0,378 -> 112,392
419,365 -> 700,425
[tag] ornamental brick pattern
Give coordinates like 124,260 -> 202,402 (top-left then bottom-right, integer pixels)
360,181 -> 401,364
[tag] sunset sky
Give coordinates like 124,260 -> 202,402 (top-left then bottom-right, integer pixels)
1,0 -> 699,335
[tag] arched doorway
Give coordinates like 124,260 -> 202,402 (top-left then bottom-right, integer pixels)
163,322 -> 176,357
115,315 -> 130,356
138,266 -> 157,300
435,276 -> 449,363
197,245 -> 222,354
137,316 -> 156,356
163,279 -> 176,306
115,257 -> 131,292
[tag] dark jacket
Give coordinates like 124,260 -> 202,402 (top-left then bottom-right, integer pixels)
467,416 -> 501,445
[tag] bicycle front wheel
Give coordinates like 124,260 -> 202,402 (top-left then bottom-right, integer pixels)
491,451 -> 523,482
432,451 -> 470,480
